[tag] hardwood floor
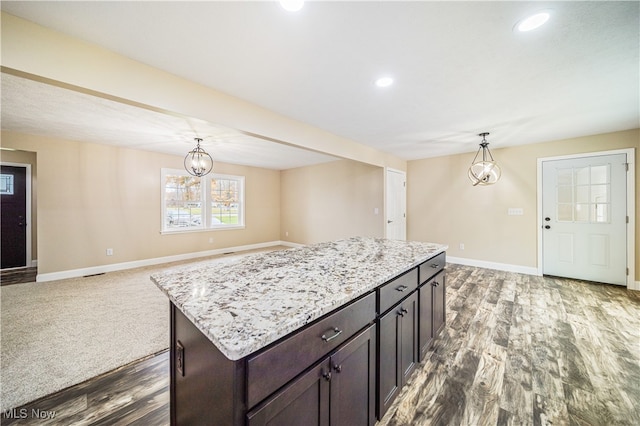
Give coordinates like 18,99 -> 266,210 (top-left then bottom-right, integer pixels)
2,264 -> 639,425
0,267 -> 37,286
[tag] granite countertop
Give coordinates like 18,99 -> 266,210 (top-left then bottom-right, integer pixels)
151,237 -> 447,360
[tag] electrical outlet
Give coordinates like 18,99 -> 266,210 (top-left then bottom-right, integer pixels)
459,243 -> 465,250
208,237 -> 214,244
106,248 -> 114,256
286,231 -> 289,237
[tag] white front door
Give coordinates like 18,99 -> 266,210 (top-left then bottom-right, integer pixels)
386,168 -> 406,240
542,154 -> 627,285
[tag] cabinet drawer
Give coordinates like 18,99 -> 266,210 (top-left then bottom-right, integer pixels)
246,291 -> 376,409
378,268 -> 418,315
419,252 -> 446,284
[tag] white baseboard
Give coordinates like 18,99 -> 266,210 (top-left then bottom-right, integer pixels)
630,281 -> 640,291
447,256 -> 539,276
36,240 -> 299,283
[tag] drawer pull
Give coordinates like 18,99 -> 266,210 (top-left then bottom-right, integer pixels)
398,308 -> 408,317
432,281 -> 440,287
396,285 -> 408,292
431,263 -> 440,269
321,327 -> 343,342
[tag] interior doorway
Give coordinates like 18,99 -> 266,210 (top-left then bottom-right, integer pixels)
385,168 -> 406,241
538,149 -> 635,286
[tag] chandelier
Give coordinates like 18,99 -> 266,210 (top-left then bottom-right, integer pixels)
468,132 -> 501,186
184,138 -> 214,177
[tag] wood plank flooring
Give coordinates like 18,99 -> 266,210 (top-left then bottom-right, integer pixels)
0,267 -> 37,286
2,264 -> 639,425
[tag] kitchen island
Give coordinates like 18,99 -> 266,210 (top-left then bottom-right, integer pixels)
151,237 -> 447,425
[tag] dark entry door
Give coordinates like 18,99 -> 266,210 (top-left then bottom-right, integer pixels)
1,165 -> 28,269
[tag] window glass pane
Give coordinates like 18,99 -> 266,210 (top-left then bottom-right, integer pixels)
211,178 -> 240,225
557,185 -> 573,204
164,175 -> 202,229
557,203 -> 573,222
575,204 -> 589,222
591,165 -> 609,185
574,167 -> 590,185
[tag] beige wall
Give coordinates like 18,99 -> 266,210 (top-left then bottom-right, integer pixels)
407,129 -> 640,281
0,148 -> 38,261
1,131 -> 281,275
281,160 -> 384,244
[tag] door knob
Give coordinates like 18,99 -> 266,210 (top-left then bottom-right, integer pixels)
387,220 -> 393,224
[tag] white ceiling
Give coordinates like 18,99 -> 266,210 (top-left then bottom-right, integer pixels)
1,1 -> 638,166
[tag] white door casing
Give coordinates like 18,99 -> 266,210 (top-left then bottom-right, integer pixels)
385,168 -> 406,241
541,153 -> 628,286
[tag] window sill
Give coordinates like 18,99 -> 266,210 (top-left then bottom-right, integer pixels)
160,225 -> 246,235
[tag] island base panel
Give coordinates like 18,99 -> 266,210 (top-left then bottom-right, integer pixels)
171,304 -> 246,426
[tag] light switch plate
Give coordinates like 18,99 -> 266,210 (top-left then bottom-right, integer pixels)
508,208 -> 524,216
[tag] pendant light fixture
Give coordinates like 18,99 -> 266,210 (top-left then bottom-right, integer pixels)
468,132 -> 501,186
184,138 -> 214,177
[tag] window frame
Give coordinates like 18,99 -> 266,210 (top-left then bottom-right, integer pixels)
161,168 -> 245,234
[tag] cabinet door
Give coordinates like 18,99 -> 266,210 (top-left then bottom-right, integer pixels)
399,292 -> 418,385
432,273 -> 446,337
377,292 -> 419,420
418,279 -> 434,361
377,305 -> 401,419
247,361 -> 330,426
330,325 -> 376,426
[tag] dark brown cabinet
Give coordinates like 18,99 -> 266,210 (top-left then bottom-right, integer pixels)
418,271 -> 445,361
377,292 -> 418,419
247,325 -> 376,426
169,251 -> 446,426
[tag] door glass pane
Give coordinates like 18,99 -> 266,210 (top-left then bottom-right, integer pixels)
575,167 -> 590,185
591,165 -> 609,184
0,174 -> 14,195
557,168 -> 573,185
594,204 -> 609,223
575,186 -> 589,203
557,185 -> 573,204
557,203 -> 573,221
590,184 -> 609,203
575,204 -> 590,222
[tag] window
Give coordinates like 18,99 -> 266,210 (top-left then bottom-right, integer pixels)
556,164 -> 611,223
161,169 -> 245,233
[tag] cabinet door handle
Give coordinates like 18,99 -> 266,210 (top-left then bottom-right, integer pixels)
333,363 -> 342,373
322,370 -> 332,381
396,284 -> 408,292
398,307 -> 408,317
321,327 -> 343,342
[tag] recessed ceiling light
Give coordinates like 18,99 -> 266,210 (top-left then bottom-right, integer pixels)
375,77 -> 394,88
516,11 -> 551,32
280,0 -> 304,12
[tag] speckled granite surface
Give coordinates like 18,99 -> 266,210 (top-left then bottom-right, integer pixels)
151,237 -> 447,360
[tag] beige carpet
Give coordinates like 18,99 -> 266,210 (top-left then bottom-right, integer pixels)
0,247 -> 285,411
